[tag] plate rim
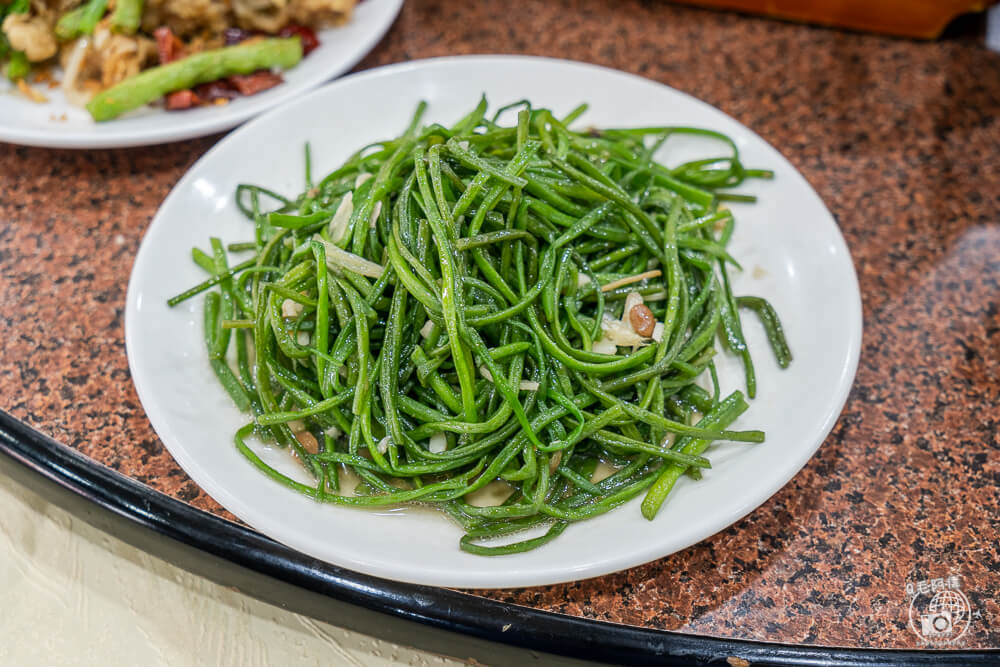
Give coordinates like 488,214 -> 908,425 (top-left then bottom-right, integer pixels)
125,54 -> 863,588
7,412 -> 986,665
0,0 -> 403,149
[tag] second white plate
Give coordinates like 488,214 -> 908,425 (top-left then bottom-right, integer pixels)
125,55 -> 862,588
0,0 -> 402,149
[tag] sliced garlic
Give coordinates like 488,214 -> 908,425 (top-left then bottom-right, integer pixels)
641,290 -> 669,302
281,298 -> 304,318
369,200 -> 382,228
328,192 -> 354,243
481,365 -> 542,391
428,432 -> 447,454
599,313 -> 646,348
317,237 -> 385,278
591,337 -> 618,355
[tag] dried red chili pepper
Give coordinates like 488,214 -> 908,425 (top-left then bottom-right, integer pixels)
165,89 -> 201,110
228,70 -> 284,96
153,26 -> 185,64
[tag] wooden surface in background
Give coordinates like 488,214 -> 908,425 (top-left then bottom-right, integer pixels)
674,0 -> 993,37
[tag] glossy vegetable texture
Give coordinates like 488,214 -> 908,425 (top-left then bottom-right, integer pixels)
86,37 -> 302,121
168,99 -> 791,555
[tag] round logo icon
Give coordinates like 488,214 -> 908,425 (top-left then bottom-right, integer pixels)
908,586 -> 971,645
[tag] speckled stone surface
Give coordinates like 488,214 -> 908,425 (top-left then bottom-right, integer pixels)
1,0 -> 998,651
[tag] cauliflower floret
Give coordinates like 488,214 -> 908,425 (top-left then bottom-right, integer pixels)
3,13 -> 58,62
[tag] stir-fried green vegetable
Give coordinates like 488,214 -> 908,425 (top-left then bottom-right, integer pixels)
169,99 -> 791,555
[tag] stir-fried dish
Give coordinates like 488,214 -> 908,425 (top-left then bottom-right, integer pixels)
0,0 -> 355,119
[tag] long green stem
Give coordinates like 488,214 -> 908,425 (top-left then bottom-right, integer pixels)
168,98 -> 788,555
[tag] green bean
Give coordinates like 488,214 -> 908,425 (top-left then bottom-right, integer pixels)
87,38 -> 302,121
110,0 -> 142,33
171,98 -> 789,554
6,50 -> 29,81
55,0 -> 108,41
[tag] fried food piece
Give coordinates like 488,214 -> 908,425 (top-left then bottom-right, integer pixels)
232,0 -> 289,33
91,22 -> 158,87
140,0 -> 229,38
3,12 -> 59,61
288,0 -> 354,26
232,0 -> 356,33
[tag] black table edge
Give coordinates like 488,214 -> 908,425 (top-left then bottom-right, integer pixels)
1,410 -> 994,666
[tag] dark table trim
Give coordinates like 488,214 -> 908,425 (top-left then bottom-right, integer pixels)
0,410 -> 994,666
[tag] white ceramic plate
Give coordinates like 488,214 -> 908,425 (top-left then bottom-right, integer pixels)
125,56 -> 862,588
0,0 -> 401,149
